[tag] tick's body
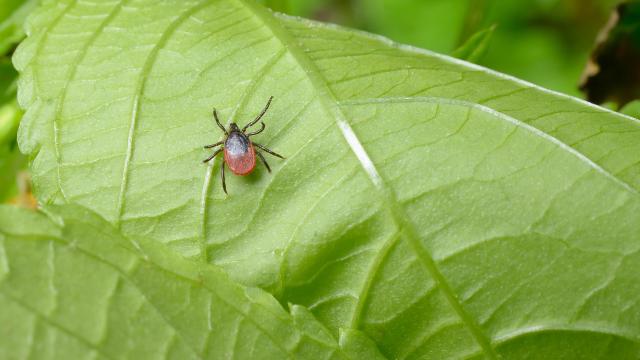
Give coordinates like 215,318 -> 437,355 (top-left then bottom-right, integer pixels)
203,97 -> 284,194
223,127 -> 255,176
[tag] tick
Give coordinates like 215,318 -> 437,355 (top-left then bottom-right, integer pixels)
203,96 -> 284,194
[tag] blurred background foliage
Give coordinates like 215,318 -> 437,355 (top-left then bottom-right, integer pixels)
260,0 -> 632,98
0,0 -> 34,206
0,59 -> 23,202
0,0 -> 639,205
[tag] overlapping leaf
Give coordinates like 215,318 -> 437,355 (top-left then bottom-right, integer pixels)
14,0 -> 640,358
0,204 -> 384,359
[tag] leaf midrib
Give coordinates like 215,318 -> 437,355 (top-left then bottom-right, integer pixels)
237,1 -> 499,358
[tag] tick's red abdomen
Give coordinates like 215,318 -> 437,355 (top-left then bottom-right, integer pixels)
224,131 -> 256,175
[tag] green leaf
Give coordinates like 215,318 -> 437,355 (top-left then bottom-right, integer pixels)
451,25 -> 496,63
621,100 -> 640,119
15,0 -> 640,358
0,204 -> 385,359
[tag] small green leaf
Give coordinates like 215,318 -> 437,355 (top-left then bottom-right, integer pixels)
621,100 -> 640,119
14,0 -> 640,358
0,0 -> 38,55
452,24 -> 496,63
0,204 -> 385,359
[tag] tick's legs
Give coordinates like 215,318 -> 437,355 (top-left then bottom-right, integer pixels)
221,161 -> 227,194
202,148 -> 223,163
256,151 -> 271,173
213,109 -> 228,135
242,96 -> 273,132
204,140 -> 223,149
253,142 -> 285,159
245,122 -> 265,137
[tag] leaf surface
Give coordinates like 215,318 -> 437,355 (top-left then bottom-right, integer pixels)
14,0 -> 640,358
0,204 -> 384,359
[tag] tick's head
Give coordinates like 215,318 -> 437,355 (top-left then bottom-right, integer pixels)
229,123 -> 240,132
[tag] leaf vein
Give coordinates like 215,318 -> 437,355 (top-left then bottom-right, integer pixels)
53,0 -> 127,203
241,4 -> 499,358
116,0 -> 213,227
349,232 -> 401,329
31,0 -> 80,202
341,97 -> 640,196
0,292 -> 116,360
200,47 -> 285,262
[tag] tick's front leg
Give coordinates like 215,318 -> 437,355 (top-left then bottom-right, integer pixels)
203,148 -> 223,163
204,140 -> 223,149
213,109 -> 228,135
